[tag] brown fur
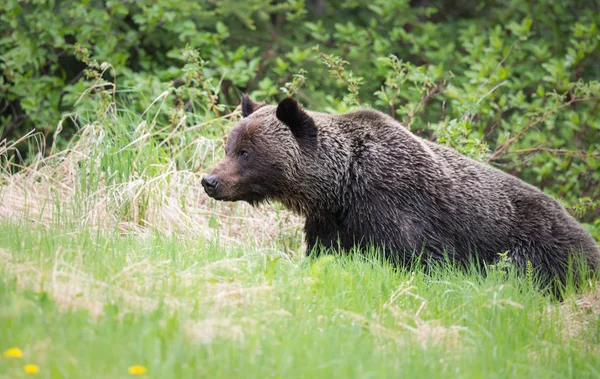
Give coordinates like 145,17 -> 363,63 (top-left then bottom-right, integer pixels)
202,96 -> 600,290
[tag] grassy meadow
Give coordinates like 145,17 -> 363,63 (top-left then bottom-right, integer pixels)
1,96 -> 599,379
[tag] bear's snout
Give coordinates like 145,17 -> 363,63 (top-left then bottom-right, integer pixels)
201,175 -> 219,197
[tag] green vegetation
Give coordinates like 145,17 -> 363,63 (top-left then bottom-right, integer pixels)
1,224 -> 599,378
1,1 -> 600,377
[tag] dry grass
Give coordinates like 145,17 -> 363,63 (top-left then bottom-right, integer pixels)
0,120 -> 304,359
0,246 -> 278,321
338,273 -> 467,351
185,317 -> 252,345
0,240 -> 288,358
0,123 -> 302,248
554,285 -> 600,352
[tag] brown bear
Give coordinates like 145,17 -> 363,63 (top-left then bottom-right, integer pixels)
202,95 -> 600,288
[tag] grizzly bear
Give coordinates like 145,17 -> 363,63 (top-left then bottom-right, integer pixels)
202,95 -> 600,288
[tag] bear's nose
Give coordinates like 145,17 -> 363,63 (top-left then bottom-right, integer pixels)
201,175 -> 219,195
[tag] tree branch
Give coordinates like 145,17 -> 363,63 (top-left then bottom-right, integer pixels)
486,96 -> 599,163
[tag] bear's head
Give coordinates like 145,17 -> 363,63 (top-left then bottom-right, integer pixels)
201,95 -> 317,205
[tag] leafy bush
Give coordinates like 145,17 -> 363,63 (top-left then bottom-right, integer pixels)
1,0 -> 599,237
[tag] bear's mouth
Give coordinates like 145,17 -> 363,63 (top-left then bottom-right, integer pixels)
205,191 -> 234,202
204,184 -> 267,204
211,195 -> 234,201
206,190 -> 244,202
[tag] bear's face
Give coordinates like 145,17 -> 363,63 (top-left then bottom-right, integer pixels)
202,96 -> 317,205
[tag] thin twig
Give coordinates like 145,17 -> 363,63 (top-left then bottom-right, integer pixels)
506,147 -> 600,161
405,81 -> 445,126
486,96 -> 599,162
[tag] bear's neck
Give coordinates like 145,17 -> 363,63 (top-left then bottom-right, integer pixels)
275,137 -> 350,217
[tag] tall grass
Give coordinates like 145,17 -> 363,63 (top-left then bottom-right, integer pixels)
1,89 -> 599,378
1,224 -> 599,378
0,91 -> 302,250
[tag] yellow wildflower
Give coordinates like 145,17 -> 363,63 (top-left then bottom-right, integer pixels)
128,365 -> 148,375
3,347 -> 23,358
24,364 -> 40,374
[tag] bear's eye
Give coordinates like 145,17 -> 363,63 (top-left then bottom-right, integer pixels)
239,149 -> 249,159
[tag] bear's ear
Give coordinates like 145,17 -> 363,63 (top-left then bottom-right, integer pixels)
241,94 -> 265,117
276,97 -> 317,145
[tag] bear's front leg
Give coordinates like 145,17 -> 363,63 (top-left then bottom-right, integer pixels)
304,216 -> 346,257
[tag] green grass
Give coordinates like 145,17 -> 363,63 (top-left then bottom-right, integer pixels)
1,89 -> 599,378
1,223 -> 599,379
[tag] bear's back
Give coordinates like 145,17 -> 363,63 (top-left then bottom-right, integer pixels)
315,107 -> 599,272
